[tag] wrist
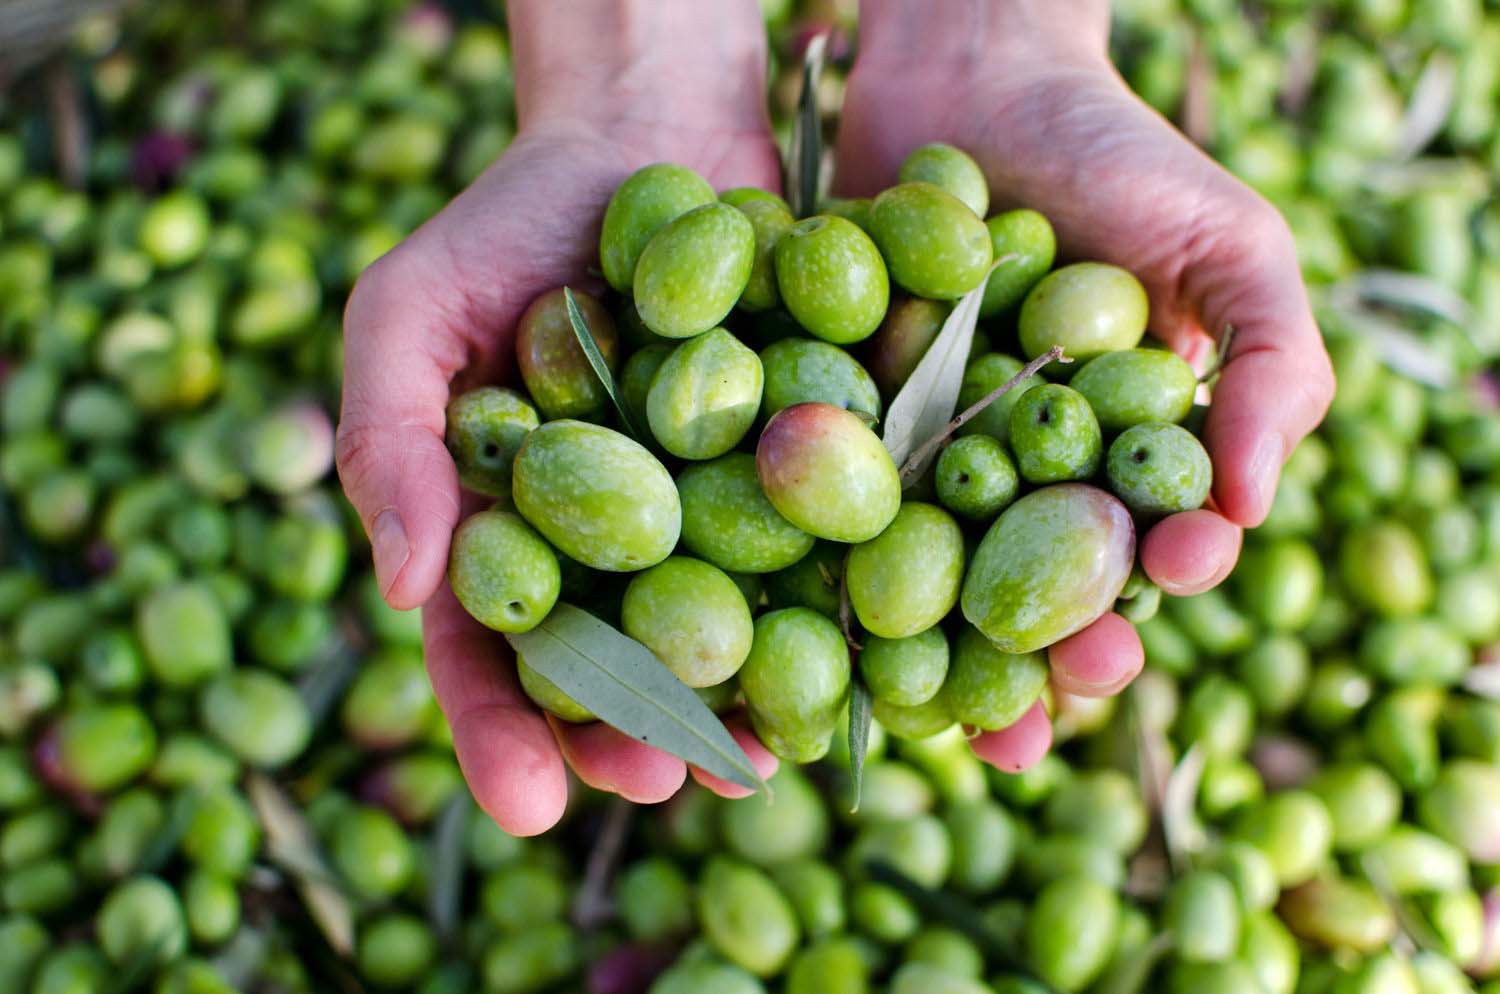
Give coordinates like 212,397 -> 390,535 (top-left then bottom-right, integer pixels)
855,0 -> 1112,76
508,0 -> 770,139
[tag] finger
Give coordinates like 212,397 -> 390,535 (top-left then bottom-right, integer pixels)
338,249 -> 475,611
552,720 -> 688,805
970,699 -> 1053,773
1140,508 -> 1243,596
689,715 -> 779,800
1189,210 -> 1335,527
423,584 -> 568,836
1048,612 -> 1144,698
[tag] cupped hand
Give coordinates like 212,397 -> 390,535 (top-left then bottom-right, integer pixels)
337,74 -> 783,833
836,13 -> 1334,770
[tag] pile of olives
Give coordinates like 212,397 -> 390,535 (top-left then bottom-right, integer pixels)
447,148 -> 1213,761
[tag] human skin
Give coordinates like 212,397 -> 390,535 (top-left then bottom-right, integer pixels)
337,0 -> 1335,833
835,0 -> 1333,766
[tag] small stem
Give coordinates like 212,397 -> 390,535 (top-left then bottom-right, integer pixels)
1197,325 -> 1236,385
898,345 -> 1066,487
838,549 -> 862,651
572,798 -> 633,930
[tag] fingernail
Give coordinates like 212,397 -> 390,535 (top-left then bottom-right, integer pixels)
371,509 -> 410,599
1250,432 -> 1285,515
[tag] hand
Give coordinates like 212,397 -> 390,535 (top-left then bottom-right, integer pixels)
835,0 -> 1335,771
337,0 -> 781,835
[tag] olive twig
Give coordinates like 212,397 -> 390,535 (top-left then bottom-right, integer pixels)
897,345 -> 1067,487
572,798 -> 634,930
1197,324 -> 1236,385
838,549 -> 862,651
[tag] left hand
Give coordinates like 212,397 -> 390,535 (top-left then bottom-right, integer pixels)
835,0 -> 1335,770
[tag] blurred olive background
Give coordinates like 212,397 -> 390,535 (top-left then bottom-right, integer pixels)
2,1 -> 1500,993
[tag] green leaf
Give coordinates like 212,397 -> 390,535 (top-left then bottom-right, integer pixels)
788,32 -> 828,218
564,287 -> 648,440
427,792 -> 470,943
847,681 -> 872,813
505,603 -> 765,792
881,267 -> 994,474
246,772 -> 355,957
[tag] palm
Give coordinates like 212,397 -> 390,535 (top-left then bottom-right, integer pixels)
834,59 -> 1331,767
339,120 -> 782,835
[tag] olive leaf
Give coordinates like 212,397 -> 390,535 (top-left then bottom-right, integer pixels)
1329,269 -> 1472,326
881,266 -> 995,473
787,32 -> 828,218
296,626 -> 360,726
846,680 -> 872,814
1398,50 -> 1458,159
897,344 -> 1067,487
427,792 -> 470,943
1320,299 -> 1458,388
1161,743 -> 1210,874
246,772 -> 356,957
505,603 -> 765,793
1463,660 -> 1500,699
564,287 -> 648,441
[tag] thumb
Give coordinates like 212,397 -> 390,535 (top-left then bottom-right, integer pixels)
336,256 -> 464,610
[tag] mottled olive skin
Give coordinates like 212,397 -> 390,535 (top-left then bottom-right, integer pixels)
962,484 -> 1136,653
864,295 -> 951,399
634,203 -> 756,339
1008,384 -> 1103,484
646,328 -> 763,460
739,608 -> 851,762
698,858 -> 801,977
516,288 -> 618,422
444,387 -> 539,496
600,163 -> 716,293
898,143 -> 989,217
1106,423 -> 1213,515
956,354 -> 1042,444
722,189 -> 794,312
448,509 -> 560,633
774,216 -> 889,344
619,343 -> 673,421
980,209 -> 1057,317
621,557 -> 753,688
941,626 -> 1049,731
756,403 -> 901,543
760,338 -> 882,423
512,420 -> 680,572
1018,263 -> 1149,364
861,627 -> 950,707
677,454 -> 814,573
847,502 -> 965,639
868,183 -> 993,300
936,435 -> 1019,520
517,655 -> 594,723
1071,348 -> 1197,432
